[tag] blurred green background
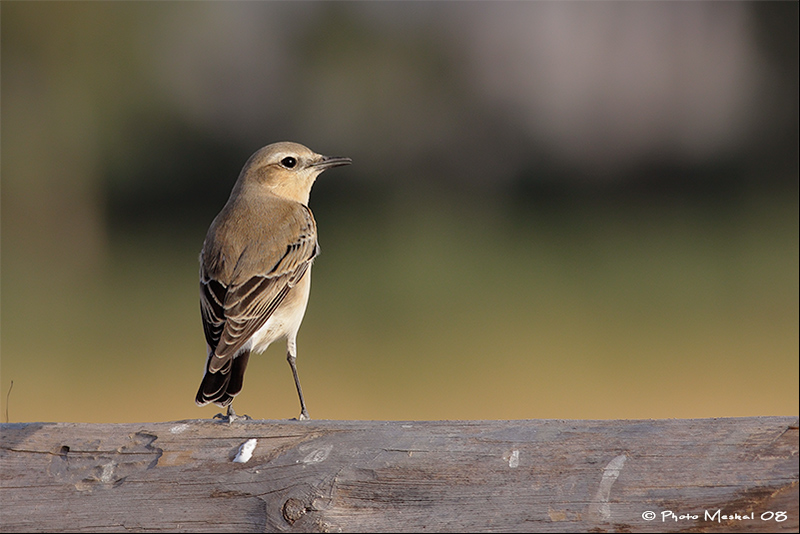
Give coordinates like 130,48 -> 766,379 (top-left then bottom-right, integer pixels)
1,2 -> 797,423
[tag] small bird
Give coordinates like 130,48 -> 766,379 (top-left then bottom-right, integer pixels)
195,141 -> 351,420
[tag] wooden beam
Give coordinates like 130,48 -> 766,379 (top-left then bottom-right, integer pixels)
1,417 -> 797,532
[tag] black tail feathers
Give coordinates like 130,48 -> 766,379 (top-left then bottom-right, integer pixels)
195,351 -> 251,407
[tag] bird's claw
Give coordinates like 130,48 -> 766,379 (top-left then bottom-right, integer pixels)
213,405 -> 251,423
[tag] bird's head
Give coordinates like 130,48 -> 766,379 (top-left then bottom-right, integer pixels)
237,141 -> 352,205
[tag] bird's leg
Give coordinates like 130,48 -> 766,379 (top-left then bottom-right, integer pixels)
287,344 -> 310,420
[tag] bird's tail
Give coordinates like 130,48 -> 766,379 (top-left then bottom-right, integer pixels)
195,351 -> 251,407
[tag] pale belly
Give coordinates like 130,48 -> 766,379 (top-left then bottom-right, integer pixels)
243,268 -> 312,355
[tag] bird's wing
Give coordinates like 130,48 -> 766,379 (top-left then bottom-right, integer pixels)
200,204 -> 318,373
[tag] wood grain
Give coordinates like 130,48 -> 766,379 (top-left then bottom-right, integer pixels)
1,417 -> 797,532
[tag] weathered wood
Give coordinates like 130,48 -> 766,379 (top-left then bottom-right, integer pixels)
0,417 -> 797,533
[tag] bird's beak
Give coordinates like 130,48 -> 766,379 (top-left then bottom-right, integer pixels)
312,155 -> 352,170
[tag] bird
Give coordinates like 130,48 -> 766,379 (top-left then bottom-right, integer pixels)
195,141 -> 351,421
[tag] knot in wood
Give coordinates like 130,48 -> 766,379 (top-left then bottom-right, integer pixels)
282,497 -> 307,525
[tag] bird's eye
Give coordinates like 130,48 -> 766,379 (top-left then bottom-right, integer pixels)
280,156 -> 297,169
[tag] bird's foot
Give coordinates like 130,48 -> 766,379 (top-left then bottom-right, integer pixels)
296,409 -> 310,421
213,405 -> 251,423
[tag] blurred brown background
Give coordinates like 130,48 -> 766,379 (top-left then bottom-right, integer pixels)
1,1 -> 797,423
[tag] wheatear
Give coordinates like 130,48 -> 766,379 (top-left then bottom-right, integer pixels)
195,142 -> 351,420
